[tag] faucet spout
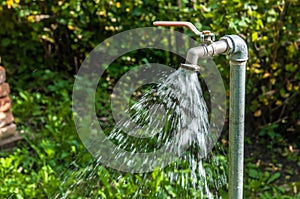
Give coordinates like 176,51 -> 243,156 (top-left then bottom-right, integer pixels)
185,40 -> 228,65
185,35 -> 248,65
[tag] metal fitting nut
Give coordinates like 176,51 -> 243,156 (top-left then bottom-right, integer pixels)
220,36 -> 234,55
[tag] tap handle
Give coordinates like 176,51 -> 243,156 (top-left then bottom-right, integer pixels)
153,21 -> 215,43
153,21 -> 201,36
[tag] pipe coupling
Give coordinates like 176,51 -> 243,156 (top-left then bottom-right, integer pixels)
220,35 -> 248,62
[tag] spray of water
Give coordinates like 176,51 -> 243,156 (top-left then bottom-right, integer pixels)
108,67 -> 210,156
56,67 -> 227,198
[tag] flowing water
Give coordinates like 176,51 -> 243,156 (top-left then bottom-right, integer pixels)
57,67 -> 227,198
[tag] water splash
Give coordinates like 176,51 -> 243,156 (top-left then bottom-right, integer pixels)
55,67 -> 227,198
108,67 -> 211,156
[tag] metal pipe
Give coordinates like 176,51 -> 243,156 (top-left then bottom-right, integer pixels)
229,60 -> 246,199
185,40 -> 228,65
184,35 -> 248,199
225,35 -> 247,199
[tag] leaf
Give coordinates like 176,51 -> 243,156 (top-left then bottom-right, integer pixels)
254,109 -> 262,117
267,172 -> 280,184
1,38 -> 11,47
252,32 -> 259,41
285,64 -> 297,72
263,72 -> 270,78
248,168 -> 260,179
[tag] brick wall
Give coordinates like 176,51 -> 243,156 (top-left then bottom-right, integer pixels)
0,66 -> 18,145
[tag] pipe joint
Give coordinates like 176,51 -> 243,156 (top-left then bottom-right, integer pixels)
220,35 -> 248,62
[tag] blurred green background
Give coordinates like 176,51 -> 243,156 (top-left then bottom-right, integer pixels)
0,0 -> 299,198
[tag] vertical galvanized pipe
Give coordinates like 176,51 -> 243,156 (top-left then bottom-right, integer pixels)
228,60 -> 246,199
182,32 -> 248,198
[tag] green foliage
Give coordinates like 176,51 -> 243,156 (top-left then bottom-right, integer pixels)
245,162 -> 300,199
1,0 -> 299,137
0,0 -> 299,198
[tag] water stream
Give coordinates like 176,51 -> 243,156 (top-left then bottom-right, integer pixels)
57,67 -> 227,198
